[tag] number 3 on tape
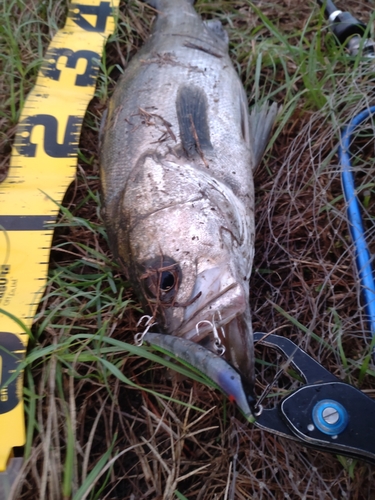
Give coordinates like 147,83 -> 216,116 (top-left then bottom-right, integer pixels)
0,0 -> 120,477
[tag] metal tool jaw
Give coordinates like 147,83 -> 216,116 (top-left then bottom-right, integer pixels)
252,333 -> 375,464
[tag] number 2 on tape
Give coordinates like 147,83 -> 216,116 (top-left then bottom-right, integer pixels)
0,0 -> 120,475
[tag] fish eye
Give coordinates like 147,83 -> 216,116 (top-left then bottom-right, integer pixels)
160,271 -> 175,291
139,257 -> 181,303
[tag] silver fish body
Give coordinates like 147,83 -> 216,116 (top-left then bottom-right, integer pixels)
99,0 -> 276,385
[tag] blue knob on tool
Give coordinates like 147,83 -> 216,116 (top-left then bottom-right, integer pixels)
312,399 -> 349,436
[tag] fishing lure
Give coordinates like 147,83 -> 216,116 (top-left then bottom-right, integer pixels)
141,331 -> 256,423
141,330 -> 375,463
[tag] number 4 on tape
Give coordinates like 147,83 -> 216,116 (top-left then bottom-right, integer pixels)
0,0 -> 119,480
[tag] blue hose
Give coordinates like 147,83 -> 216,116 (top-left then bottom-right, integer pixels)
338,105 -> 375,338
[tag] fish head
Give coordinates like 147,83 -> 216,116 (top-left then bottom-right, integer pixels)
113,154 -> 255,386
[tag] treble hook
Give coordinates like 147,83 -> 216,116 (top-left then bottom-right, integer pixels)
195,319 -> 226,356
134,315 -> 157,346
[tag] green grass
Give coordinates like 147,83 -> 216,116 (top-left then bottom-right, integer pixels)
2,0 -> 375,498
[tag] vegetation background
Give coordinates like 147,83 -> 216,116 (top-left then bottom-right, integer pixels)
2,0 -> 375,498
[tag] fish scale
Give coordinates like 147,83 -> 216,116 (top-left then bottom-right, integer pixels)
101,10 -> 249,204
100,0 -> 277,385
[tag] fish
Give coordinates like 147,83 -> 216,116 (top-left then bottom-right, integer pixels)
99,0 -> 277,387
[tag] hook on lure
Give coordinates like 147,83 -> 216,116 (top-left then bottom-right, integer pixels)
134,315 -> 157,346
195,316 -> 226,356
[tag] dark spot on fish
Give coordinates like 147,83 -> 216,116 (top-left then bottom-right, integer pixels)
211,207 -> 216,211
232,171 -> 236,174
243,276 -> 247,281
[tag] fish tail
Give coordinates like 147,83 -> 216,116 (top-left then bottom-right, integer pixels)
144,0 -> 195,9
143,0 -> 199,35
248,101 -> 279,169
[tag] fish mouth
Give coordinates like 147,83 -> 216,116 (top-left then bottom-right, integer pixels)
174,265 -> 255,386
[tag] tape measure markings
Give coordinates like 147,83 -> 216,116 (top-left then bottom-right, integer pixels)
0,216 -> 56,231
0,0 -> 120,472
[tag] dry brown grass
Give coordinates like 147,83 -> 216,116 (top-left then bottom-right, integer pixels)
3,0 -> 375,498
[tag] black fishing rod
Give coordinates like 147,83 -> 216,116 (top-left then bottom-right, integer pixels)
317,0 -> 375,55
318,0 -> 375,341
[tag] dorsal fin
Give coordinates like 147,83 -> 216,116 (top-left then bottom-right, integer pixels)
176,85 -> 213,158
248,101 -> 278,169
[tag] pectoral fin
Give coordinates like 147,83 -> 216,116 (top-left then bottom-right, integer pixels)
176,85 -> 213,158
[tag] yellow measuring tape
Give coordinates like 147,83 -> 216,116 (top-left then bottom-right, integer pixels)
0,0 -> 119,474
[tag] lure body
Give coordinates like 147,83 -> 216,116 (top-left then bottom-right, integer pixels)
143,332 -> 255,422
